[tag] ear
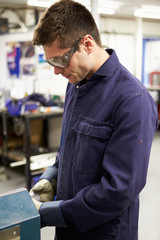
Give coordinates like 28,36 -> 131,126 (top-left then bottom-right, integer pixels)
82,35 -> 94,54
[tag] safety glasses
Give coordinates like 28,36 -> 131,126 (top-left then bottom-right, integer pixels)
43,36 -> 84,68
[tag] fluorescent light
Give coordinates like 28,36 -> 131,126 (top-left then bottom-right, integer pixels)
134,5 -> 160,19
27,0 -> 121,15
27,0 -> 55,8
98,8 -> 116,15
98,0 -> 122,9
98,0 -> 122,15
76,0 -> 90,7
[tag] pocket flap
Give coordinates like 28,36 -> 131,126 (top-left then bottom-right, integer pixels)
73,116 -> 113,140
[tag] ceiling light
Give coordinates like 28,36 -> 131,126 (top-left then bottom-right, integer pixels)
27,0 -> 55,8
27,0 -> 122,15
98,8 -> 116,15
98,0 -> 123,15
134,5 -> 160,19
98,0 -> 122,9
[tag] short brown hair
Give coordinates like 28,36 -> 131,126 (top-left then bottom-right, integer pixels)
32,0 -> 102,48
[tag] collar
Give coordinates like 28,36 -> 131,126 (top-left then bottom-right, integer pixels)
89,49 -> 120,80
74,49 -> 119,90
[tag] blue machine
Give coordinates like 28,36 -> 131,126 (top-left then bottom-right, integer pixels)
0,188 -> 40,240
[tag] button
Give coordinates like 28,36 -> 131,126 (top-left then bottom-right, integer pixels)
76,85 -> 79,88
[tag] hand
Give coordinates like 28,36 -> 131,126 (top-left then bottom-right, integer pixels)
32,198 -> 42,211
30,179 -> 56,202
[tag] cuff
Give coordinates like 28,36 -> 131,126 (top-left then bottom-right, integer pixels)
39,200 -> 68,228
40,166 -> 58,182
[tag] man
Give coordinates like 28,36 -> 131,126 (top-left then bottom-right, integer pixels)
31,1 -> 159,239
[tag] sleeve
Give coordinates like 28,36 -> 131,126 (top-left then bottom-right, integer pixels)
40,152 -> 59,182
39,200 -> 68,228
60,91 -> 159,232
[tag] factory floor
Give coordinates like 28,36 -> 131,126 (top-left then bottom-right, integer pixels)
0,130 -> 160,240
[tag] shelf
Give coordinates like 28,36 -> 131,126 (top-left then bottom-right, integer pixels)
0,110 -> 63,190
0,149 -> 25,162
9,151 -> 57,171
22,107 -> 64,119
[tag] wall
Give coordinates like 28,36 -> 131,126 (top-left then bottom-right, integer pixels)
0,17 -> 160,102
143,40 -> 160,86
0,32 -> 34,102
0,31 -> 67,107
48,116 -> 62,149
100,17 -> 160,80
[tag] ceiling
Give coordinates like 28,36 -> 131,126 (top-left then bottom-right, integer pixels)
0,0 -> 160,19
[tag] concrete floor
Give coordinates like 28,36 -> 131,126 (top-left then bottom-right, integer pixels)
138,130 -> 160,240
0,130 -> 160,239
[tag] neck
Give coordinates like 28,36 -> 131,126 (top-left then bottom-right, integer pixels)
86,47 -> 110,80
95,47 -> 110,70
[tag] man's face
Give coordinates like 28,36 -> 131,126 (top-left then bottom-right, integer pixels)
43,38 -> 93,84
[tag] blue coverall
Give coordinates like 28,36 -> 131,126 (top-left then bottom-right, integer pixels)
39,49 -> 159,240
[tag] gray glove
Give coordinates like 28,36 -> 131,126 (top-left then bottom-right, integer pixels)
32,198 -> 42,211
30,178 -> 57,202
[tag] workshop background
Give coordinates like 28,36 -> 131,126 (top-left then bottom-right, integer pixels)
0,0 -> 160,240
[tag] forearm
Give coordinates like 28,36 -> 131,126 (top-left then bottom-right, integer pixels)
40,165 -> 58,182
39,200 -> 68,228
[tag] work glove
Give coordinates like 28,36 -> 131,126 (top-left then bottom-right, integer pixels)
30,178 -> 57,202
32,198 -> 42,211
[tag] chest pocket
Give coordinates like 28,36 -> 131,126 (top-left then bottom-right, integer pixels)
72,116 -> 113,175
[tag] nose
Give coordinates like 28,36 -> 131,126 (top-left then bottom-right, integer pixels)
54,66 -> 64,75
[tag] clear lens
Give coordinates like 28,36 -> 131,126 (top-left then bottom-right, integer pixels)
43,47 -> 73,68
46,59 -> 67,68
43,36 -> 84,68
